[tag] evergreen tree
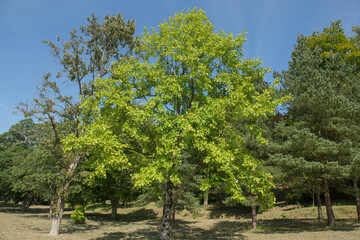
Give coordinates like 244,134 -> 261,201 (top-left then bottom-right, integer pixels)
273,21 -> 360,226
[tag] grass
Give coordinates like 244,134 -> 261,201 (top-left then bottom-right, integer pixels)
1,202 -> 360,239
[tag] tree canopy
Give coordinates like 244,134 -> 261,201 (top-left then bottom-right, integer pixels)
67,8 -> 282,239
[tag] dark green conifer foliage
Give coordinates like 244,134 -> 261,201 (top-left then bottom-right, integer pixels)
273,21 -> 360,226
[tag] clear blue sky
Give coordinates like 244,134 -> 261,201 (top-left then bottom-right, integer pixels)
1,0 -> 359,134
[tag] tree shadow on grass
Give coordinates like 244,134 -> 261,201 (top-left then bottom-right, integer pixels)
0,203 -> 73,215
91,217 -> 360,239
92,219 -> 249,240
208,206 -> 252,219
91,227 -> 159,240
61,222 -> 103,234
255,218 -> 360,234
86,208 -> 159,223
0,203 -> 50,214
172,219 -> 249,240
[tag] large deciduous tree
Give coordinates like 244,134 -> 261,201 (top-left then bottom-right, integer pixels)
19,13 -> 137,236
71,8 -> 281,239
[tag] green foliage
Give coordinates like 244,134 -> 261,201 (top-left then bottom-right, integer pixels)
70,205 -> 87,224
272,21 -> 360,209
16,13 -> 138,231
69,8 -> 282,208
0,119 -> 56,203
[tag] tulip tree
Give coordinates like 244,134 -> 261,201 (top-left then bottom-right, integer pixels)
70,8 -> 281,240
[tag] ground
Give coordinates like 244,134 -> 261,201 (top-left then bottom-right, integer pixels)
1,202 -> 360,239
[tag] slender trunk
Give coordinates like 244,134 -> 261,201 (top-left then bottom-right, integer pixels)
48,198 -> 54,218
316,190 -> 323,221
323,178 -> 335,226
48,196 -> 65,236
171,207 -> 176,225
48,188 -> 56,218
111,198 -> 119,219
48,153 -> 82,235
251,202 -> 257,229
22,195 -> 31,211
203,190 -> 208,206
354,179 -> 360,221
123,200 -> 127,209
160,181 -> 173,240
312,192 -> 315,207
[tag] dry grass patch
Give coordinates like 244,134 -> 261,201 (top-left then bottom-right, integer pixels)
1,202 -> 360,239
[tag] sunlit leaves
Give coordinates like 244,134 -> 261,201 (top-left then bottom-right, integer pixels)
78,8 -> 282,204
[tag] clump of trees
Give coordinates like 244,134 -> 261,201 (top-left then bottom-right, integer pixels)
272,20 -> 360,226
1,7 -> 360,240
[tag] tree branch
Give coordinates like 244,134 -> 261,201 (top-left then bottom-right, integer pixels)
173,163 -> 204,203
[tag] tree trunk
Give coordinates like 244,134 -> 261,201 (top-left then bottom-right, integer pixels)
354,179 -> 360,221
48,196 -> 65,236
323,178 -> 335,226
111,198 -> 119,219
316,190 -> 323,221
22,195 -> 31,211
203,190 -> 208,206
48,198 -> 54,218
251,202 -> 257,229
312,192 -> 315,207
171,207 -> 176,225
48,188 -> 56,218
123,200 -> 127,209
160,181 -> 173,240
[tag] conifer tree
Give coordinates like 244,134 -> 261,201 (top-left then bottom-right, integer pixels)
274,21 -> 360,226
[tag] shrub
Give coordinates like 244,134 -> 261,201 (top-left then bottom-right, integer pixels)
71,205 -> 87,224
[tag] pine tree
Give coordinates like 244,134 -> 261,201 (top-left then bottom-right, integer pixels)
273,21 -> 360,226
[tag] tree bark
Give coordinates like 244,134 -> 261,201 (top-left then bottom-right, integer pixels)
354,178 -> 360,221
48,198 -> 54,218
251,202 -> 257,229
203,190 -> 208,206
316,190 -> 323,221
48,187 -> 56,218
48,196 -> 65,236
160,181 -> 173,240
171,207 -> 176,225
111,197 -> 119,219
323,178 -> 335,226
22,195 -> 31,211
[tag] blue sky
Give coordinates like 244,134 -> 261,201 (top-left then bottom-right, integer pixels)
0,0 -> 359,134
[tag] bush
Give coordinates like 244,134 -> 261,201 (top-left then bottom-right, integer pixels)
71,205 -> 87,224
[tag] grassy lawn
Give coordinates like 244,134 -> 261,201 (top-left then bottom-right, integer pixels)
1,202 -> 360,239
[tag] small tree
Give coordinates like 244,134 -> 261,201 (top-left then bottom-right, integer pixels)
19,13 -> 137,235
